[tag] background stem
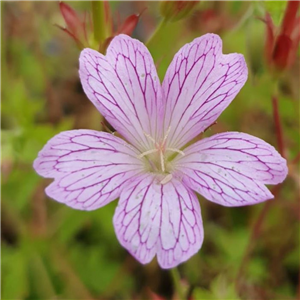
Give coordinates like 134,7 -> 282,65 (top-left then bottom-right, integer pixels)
235,78 -> 286,291
91,1 -> 106,46
272,94 -> 285,157
146,18 -> 167,48
170,267 -> 185,300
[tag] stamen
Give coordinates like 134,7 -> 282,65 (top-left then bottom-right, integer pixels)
143,131 -> 156,144
139,127 -> 183,173
166,148 -> 185,156
138,148 -> 158,158
162,126 -> 171,144
160,151 -> 165,172
160,174 -> 173,184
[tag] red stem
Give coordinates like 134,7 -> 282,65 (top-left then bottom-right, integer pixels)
236,93 -> 286,291
236,186 -> 281,288
280,0 -> 300,36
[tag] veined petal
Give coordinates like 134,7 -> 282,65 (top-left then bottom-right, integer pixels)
33,130 -> 143,210
174,132 -> 288,207
113,174 -> 203,269
79,34 -> 163,152
162,33 -> 248,149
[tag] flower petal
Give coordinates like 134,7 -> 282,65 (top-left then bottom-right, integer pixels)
162,33 -> 248,149
33,130 -> 143,210
79,34 -> 163,152
174,132 -> 288,207
113,174 -> 203,269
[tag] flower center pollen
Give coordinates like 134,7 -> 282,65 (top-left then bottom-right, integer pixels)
138,127 -> 185,176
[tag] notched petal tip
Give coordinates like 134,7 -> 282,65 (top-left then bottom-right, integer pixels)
105,33 -> 153,61
33,136 -> 62,179
175,132 -> 287,207
109,33 -> 138,43
33,156 -> 46,178
79,47 -> 101,63
78,33 -> 163,151
162,33 -> 249,148
113,174 -> 204,269
273,156 -> 289,184
33,130 -> 143,211
193,32 -> 222,44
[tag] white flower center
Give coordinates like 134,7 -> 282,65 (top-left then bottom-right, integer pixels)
138,127 -> 185,176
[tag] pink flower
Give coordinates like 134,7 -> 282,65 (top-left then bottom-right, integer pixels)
34,34 -> 287,269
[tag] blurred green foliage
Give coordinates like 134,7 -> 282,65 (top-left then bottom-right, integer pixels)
1,1 -> 299,300
264,1 -> 287,24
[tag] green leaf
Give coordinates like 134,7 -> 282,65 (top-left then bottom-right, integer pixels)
192,287 -> 215,300
27,252 -> 56,299
212,225 -> 250,268
2,246 -> 29,300
69,245 -> 120,294
2,167 -> 40,211
210,274 -> 241,300
2,79 -> 43,128
247,258 -> 268,283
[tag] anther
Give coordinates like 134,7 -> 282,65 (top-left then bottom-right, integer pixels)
138,148 -> 158,158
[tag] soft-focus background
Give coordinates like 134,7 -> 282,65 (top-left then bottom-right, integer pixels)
1,1 -> 299,300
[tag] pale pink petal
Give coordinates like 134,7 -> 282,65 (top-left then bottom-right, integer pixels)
174,132 -> 288,207
33,130 -> 143,210
79,34 -> 163,152
113,174 -> 203,269
162,33 -> 248,149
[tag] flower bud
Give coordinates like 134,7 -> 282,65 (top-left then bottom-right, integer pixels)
59,2 -> 83,38
160,1 -> 199,22
263,1 -> 299,72
272,34 -> 293,71
117,14 -> 140,36
101,9 -> 144,52
57,2 -> 89,49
